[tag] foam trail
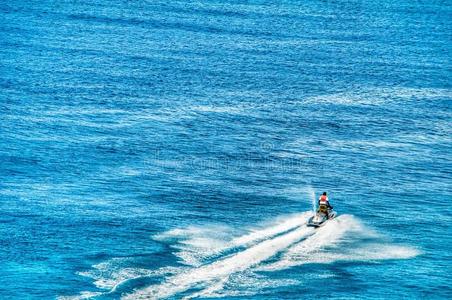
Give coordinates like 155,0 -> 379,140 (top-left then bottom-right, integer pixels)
67,213 -> 313,299
76,259 -> 156,291
154,212 -> 311,266
183,276 -> 229,300
230,212 -> 311,246
260,215 -> 355,271
154,225 -> 232,266
260,215 -> 419,271
123,226 -> 315,299
66,213 -> 419,299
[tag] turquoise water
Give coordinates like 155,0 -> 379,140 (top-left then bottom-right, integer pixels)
1,0 -> 451,299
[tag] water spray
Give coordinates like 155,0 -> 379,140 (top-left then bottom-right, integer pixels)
306,186 -> 316,214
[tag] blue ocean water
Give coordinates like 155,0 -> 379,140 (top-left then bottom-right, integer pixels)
1,0 -> 451,299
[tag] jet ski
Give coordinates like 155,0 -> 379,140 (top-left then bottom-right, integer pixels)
307,210 -> 337,228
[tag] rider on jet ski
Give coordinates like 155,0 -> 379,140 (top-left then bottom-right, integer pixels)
318,192 -> 333,219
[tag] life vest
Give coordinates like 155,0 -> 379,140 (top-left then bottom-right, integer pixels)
319,195 -> 328,201
319,195 -> 329,205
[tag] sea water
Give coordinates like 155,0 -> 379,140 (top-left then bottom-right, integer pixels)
1,0 -> 451,299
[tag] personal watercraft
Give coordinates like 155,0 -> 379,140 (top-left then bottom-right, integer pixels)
307,210 -> 337,227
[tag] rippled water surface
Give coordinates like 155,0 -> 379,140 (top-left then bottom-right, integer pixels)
1,0 -> 451,299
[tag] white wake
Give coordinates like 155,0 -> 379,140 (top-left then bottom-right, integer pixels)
154,212 -> 312,267
123,225 -> 314,299
259,214 -> 419,271
64,212 -> 420,299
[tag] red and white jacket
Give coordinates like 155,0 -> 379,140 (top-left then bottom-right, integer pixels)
318,195 -> 331,207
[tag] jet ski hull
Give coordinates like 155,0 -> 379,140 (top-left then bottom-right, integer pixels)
307,211 -> 337,227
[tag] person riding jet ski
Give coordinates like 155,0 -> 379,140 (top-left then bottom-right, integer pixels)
318,192 -> 333,219
308,192 -> 337,227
